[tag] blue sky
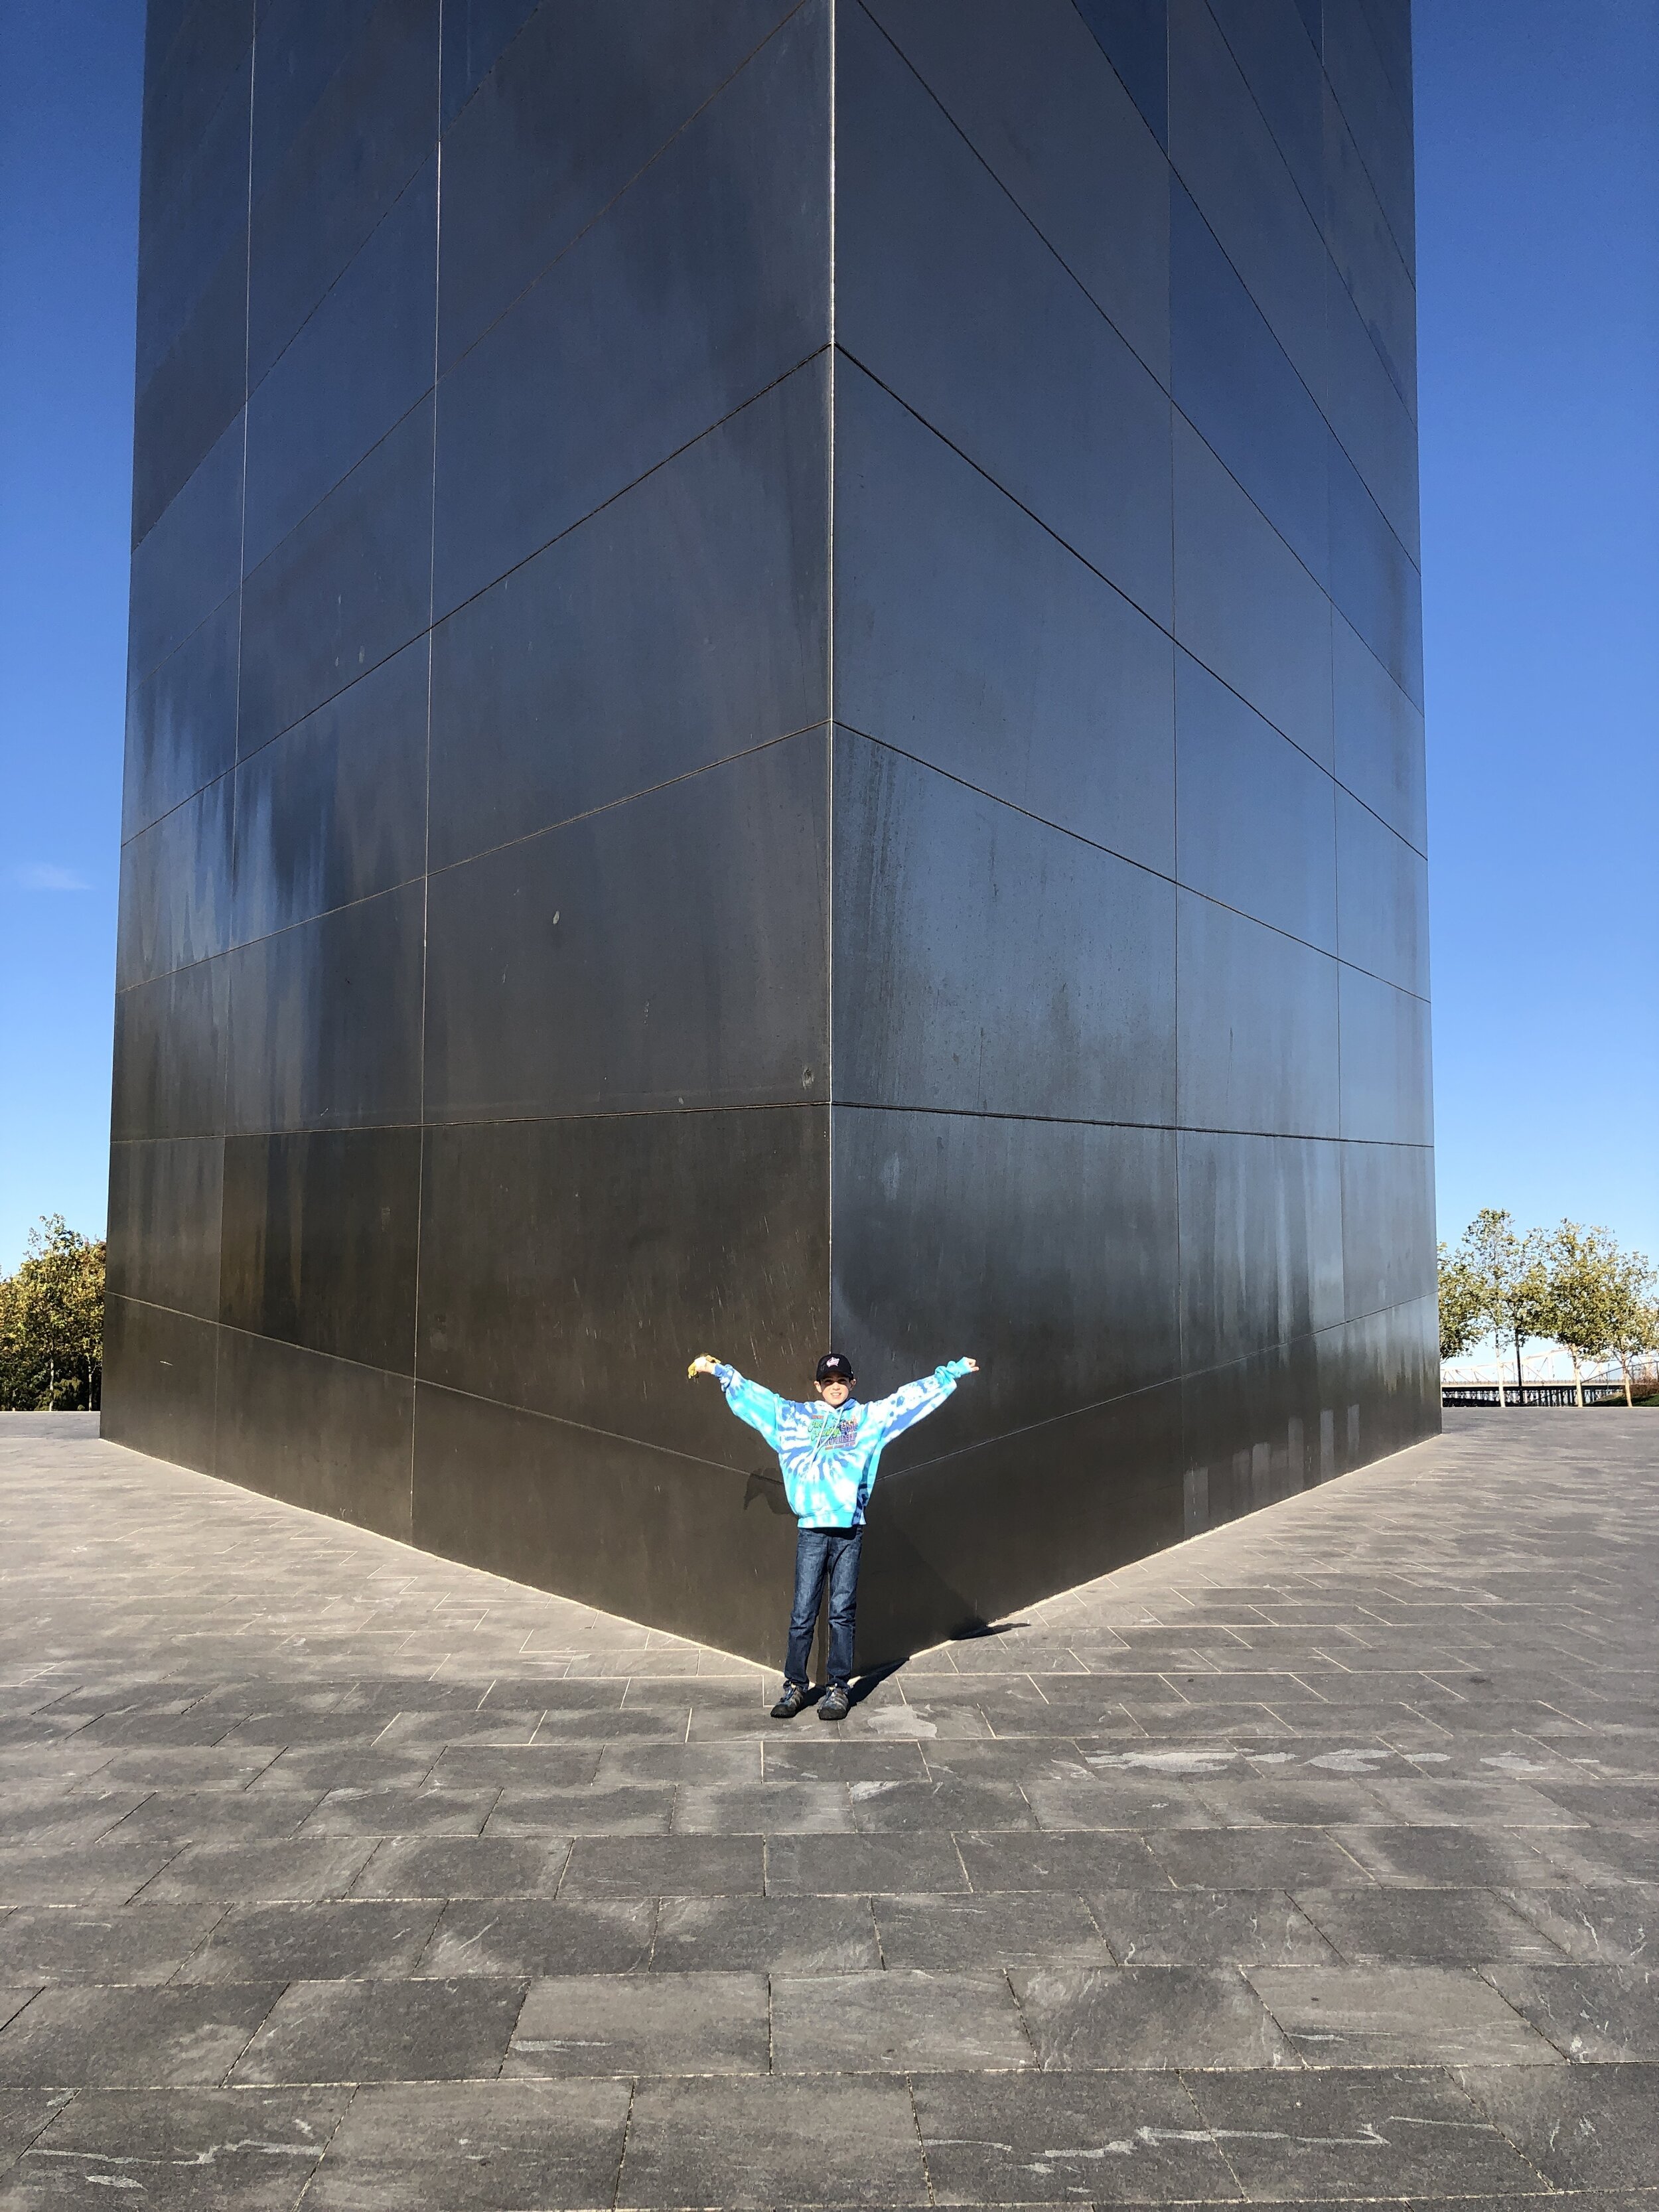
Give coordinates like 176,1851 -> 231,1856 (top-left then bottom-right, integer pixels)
1,1 -> 1654,1274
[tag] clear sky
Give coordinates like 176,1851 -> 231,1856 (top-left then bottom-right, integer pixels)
1,1 -> 1655,1274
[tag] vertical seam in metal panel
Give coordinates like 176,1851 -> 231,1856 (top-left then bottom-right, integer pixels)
409,15 -> 445,1534
216,6 -> 257,1479
826,0 -> 837,1339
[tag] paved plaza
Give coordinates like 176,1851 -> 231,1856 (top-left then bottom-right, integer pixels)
0,1410 -> 1654,2207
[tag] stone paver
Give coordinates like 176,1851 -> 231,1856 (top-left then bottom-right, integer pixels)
0,1406 -> 1653,2205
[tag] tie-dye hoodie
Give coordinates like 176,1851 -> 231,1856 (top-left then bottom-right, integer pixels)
713,1360 -> 973,1528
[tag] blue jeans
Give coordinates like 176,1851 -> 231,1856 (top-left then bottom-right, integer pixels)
784,1526 -> 863,1688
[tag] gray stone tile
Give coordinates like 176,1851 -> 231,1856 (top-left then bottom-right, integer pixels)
0,2087 -> 345,2206
559,1834 -> 763,1899
651,1895 -> 879,1973
1361,1775 -> 1591,1825
1025,1775 -> 1218,1830
229,1978 -> 525,2085
175,1901 -> 445,1984
1247,1962 -> 1563,2066
0,1906 -> 224,1986
0,2088 -> 72,2173
672,1783 -> 855,1834
424,1743 -> 603,1789
506,1968 -> 768,2076
419,1898 -> 653,1977
0,1999 -> 33,2043
619,2075 -> 926,2205
0,1984 -> 281,2087
771,1968 -> 1031,2073
1499,1882 -> 1658,1964
1331,1822 -> 1566,1887
764,1831 -> 968,1894
1484,1961 -> 1659,2059
595,1737 -> 762,1784
303,2078 -> 632,2211
1454,2061 -> 1659,2188
956,1831 -> 1167,1890
136,1840 -> 378,1904
484,1783 -> 672,1837
1529,1824 -> 1659,1883
871,1891 -> 1110,1970
1145,1826 -> 1375,1889
1183,2064 -> 1550,2199
297,1787 -> 498,1838
845,1777 -> 1035,1834
760,1741 -> 928,1784
1010,1962 -> 1296,2069
350,1835 -> 571,1899
1088,1886 -> 1338,1965
1295,1885 -> 1571,1964
1189,1777 -> 1394,1827
0,1842 -> 184,1909
912,2069 -> 1242,2202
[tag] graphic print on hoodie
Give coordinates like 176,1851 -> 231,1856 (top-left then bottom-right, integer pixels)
713,1361 -> 973,1528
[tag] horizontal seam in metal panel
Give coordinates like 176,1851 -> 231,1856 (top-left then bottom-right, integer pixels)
833,720 -> 1431,993
127,340 -> 830,713
887,1295 -> 1439,1479
833,346 -> 1427,778
108,1109 -> 1431,1145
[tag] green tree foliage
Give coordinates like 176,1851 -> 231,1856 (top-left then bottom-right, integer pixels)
1543,1221 -> 1628,1404
1448,1207 -> 1551,1394
1605,1258 -> 1659,1408
1437,1242 -> 1485,1361
0,1215 -> 105,1412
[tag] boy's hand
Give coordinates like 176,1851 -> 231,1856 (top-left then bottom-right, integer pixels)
960,1358 -> 979,1373
687,1355 -> 721,1378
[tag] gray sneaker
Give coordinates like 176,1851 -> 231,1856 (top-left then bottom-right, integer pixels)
770,1683 -> 808,1720
817,1685 -> 851,1722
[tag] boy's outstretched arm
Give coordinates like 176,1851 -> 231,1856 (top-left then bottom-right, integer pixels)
867,1357 -> 979,1443
687,1354 -> 788,1451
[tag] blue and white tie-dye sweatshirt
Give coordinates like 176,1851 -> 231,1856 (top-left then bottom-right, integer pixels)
713,1361 -> 973,1528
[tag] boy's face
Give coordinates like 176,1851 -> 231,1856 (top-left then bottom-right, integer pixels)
816,1377 -> 853,1408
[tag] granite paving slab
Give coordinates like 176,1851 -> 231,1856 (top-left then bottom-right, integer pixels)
0,1409 -> 1653,2201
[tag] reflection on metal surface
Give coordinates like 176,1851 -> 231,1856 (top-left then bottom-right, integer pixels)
108,0 -> 1433,1665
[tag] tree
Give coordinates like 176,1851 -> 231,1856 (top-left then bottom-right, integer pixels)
0,1215 -> 105,1412
1606,1252 -> 1659,1408
1449,1208 -> 1551,1400
1543,1221 -> 1626,1406
1437,1242 -> 1485,1362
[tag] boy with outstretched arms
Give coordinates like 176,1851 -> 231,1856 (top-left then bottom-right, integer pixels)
688,1348 -> 977,1720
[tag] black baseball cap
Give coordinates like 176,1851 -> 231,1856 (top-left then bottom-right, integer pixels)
816,1351 -> 855,1383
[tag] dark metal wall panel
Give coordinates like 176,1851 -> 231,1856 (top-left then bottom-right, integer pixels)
411,1380 -> 806,1664
437,0 -> 800,368
106,1137 -> 225,1321
431,1 -> 830,621
422,733 -> 830,1123
218,1128 -> 423,1372
111,0 -> 1435,1653
832,733 -> 1176,1125
833,363 -> 1175,872
864,0 -> 1171,384
427,360 -> 830,873
836,0 -> 1173,627
830,1107 -> 1183,1435
216,1328 -> 414,1539
101,1295 -> 220,1474
417,1107 -> 830,1460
